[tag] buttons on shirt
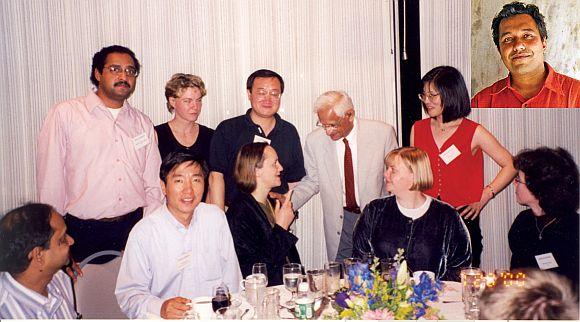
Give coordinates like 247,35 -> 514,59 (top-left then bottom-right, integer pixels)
339,215 -> 343,219
337,231 -> 341,236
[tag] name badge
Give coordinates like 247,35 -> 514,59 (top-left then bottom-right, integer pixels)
176,251 -> 192,272
253,135 -> 271,144
439,144 -> 461,165
132,132 -> 149,150
535,252 -> 559,270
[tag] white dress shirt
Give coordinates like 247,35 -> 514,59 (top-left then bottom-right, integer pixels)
0,271 -> 77,319
335,118 -> 359,207
115,203 -> 242,319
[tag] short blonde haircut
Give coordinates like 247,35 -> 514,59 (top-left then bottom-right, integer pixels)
164,73 -> 207,113
384,147 -> 433,191
234,142 -> 269,194
313,90 -> 354,117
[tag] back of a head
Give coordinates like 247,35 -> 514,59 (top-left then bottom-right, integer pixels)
0,203 -> 53,275
479,270 -> 579,320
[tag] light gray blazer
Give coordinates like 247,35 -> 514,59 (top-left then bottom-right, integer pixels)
292,118 -> 398,261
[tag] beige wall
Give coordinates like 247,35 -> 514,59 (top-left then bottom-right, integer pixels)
471,0 -> 580,95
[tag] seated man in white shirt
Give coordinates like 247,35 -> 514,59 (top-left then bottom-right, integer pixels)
115,152 -> 242,319
0,203 -> 78,319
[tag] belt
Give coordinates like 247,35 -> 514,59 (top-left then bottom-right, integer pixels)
67,208 -> 142,223
343,206 -> 361,214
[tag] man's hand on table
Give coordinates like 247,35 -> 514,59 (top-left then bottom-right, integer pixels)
160,297 -> 191,319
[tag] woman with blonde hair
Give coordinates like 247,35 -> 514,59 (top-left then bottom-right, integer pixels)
155,73 -> 213,162
353,147 -> 471,281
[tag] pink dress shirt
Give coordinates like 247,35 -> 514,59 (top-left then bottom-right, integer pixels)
36,91 -> 163,219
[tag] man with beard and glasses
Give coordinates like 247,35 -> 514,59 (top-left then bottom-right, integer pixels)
472,1 -> 579,108
0,203 -> 79,319
36,45 -> 163,265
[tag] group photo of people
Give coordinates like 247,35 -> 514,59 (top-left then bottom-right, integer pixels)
0,0 -> 578,320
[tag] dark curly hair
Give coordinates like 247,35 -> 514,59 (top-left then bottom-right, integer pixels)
514,147 -> 579,216
420,66 -> 471,123
90,45 -> 141,87
0,203 -> 54,275
491,1 -> 548,49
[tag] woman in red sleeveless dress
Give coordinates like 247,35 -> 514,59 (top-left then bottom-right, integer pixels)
411,66 -> 516,267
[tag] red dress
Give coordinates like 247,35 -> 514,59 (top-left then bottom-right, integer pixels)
413,118 -> 483,208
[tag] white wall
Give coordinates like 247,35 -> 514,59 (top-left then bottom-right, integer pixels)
0,0 -> 399,270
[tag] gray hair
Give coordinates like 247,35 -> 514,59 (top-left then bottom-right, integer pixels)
479,270 -> 579,320
313,90 -> 354,117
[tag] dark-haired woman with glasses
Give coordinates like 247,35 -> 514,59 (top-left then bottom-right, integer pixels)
509,147 -> 579,290
410,66 -> 516,267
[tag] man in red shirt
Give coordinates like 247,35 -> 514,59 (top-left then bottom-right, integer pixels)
472,1 -> 579,108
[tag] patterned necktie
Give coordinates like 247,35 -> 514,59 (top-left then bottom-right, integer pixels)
343,138 -> 359,212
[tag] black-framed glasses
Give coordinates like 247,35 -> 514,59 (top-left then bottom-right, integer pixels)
105,65 -> 139,77
514,177 -> 527,185
418,92 -> 440,102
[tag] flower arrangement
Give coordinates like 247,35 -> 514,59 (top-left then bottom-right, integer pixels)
330,250 -> 443,320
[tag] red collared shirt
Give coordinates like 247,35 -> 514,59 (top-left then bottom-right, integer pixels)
471,63 -> 580,108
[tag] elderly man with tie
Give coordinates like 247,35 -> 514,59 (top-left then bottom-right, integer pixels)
291,91 -> 398,262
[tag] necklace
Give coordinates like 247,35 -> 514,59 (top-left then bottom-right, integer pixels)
535,217 -> 558,240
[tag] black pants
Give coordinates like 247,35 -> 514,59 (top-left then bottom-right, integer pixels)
461,215 -> 483,267
64,208 -> 143,264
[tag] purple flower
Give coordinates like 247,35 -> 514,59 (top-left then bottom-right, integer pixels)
335,292 -> 350,308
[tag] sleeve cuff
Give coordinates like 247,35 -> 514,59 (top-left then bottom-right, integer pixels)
146,297 -> 165,319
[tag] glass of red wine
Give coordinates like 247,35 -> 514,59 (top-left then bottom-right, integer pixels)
211,284 -> 231,312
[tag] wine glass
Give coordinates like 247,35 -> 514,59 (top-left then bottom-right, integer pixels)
211,284 -> 231,312
282,263 -> 302,307
252,262 -> 268,286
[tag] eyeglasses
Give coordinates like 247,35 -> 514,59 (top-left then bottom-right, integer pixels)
514,177 -> 527,185
254,89 -> 281,100
418,92 -> 440,102
315,121 -> 340,131
105,65 -> 139,77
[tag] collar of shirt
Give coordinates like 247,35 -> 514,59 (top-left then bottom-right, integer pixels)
85,90 -> 129,115
160,203 -> 197,233
1,272 -> 65,317
492,62 -> 563,97
242,108 -> 282,138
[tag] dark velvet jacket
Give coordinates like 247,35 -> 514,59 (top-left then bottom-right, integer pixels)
226,192 -> 301,286
353,196 -> 471,281
509,209 -> 579,289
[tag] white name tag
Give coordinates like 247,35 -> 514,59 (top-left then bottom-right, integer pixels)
132,132 -> 149,150
176,251 -> 192,272
439,144 -> 461,165
535,252 -> 559,270
253,135 -> 271,144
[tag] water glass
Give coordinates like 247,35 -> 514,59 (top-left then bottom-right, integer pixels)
324,262 -> 341,294
460,267 -> 485,319
252,262 -> 268,285
306,269 -> 326,297
263,288 -> 280,319
283,263 -> 302,306
241,274 -> 267,318
211,284 -> 231,312
342,257 -> 361,288
380,258 -> 396,281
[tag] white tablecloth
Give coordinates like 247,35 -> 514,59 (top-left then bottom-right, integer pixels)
236,281 -> 465,320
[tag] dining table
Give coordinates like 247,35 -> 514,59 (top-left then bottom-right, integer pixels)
232,281 -> 465,320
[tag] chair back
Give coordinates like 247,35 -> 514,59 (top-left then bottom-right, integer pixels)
74,250 -> 126,318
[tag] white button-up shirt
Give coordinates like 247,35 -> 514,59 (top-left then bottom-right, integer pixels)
0,271 -> 77,319
335,118 -> 359,206
115,203 -> 242,319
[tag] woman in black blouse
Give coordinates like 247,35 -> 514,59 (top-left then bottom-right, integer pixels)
226,142 -> 300,286
509,147 -> 578,290
353,147 -> 471,281
155,73 -> 214,162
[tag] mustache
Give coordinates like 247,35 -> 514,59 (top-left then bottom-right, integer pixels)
114,81 -> 130,87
